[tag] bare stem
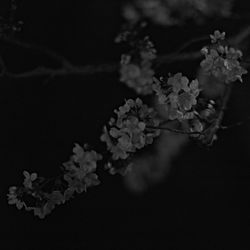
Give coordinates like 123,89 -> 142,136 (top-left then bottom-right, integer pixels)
146,125 -> 201,135
200,84 -> 232,145
1,24 -> 250,80
5,64 -> 118,79
1,36 -> 73,68
221,115 -> 250,130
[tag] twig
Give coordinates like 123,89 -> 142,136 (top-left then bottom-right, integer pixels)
147,86 -> 233,141
1,24 -> 250,80
174,36 -> 209,54
146,125 -> 201,135
215,85 -> 232,129
221,115 -> 250,130
5,63 -> 118,79
201,85 -> 232,144
230,25 -> 250,46
3,51 -> 201,80
155,51 -> 201,67
0,36 -> 72,67
155,24 -> 250,67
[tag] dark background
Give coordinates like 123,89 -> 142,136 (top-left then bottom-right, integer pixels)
1,0 -> 250,249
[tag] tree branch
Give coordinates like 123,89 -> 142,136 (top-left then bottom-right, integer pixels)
1,35 -> 73,68
5,63 -> 118,79
201,85 -> 232,145
146,125 -> 201,135
1,24 -> 250,80
221,115 -> 250,130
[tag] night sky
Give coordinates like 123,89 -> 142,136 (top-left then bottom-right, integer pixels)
1,0 -> 250,249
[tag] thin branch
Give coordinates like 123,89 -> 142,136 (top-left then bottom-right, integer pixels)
174,35 -> 209,54
1,36 -> 73,68
5,63 -> 118,79
146,125 -> 201,135
1,24 -> 250,80
147,84 -> 248,142
155,24 -> 250,67
230,25 -> 250,46
215,85 -> 232,129
155,51 -> 201,66
221,115 -> 250,130
200,85 -> 232,145
147,86 -> 233,140
155,35 -> 209,67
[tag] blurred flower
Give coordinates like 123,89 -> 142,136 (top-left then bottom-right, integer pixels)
23,170 -> 37,189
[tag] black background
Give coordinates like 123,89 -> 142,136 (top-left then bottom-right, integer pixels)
1,0 -> 250,249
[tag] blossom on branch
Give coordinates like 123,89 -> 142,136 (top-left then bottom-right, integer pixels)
101,98 -> 160,161
200,30 -> 248,83
6,143 -> 102,218
118,33 -> 156,95
153,73 -> 201,121
62,144 -> 102,193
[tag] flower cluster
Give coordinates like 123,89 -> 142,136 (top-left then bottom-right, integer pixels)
187,96 -> 221,145
119,36 -> 157,95
7,144 -> 102,219
188,104 -> 214,137
101,98 -> 160,161
200,30 -> 248,83
122,0 -> 233,26
153,73 -> 201,121
62,143 -> 102,194
7,186 -> 26,210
